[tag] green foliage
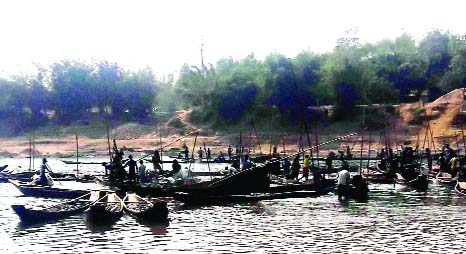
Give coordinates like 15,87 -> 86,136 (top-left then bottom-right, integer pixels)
2,30 -> 466,134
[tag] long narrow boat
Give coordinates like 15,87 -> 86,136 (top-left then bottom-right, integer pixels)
435,172 -> 456,186
173,184 -> 335,206
85,191 -> 124,224
1,172 -> 78,183
123,193 -> 168,221
9,179 -> 87,199
11,191 -> 96,224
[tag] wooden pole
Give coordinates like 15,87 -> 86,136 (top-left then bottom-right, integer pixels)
314,121 -> 320,167
76,132 -> 79,175
359,107 -> 366,174
367,131 -> 372,168
32,130 -> 35,171
253,122 -> 263,154
187,132 -> 199,176
29,137 -> 32,172
282,131 -> 286,156
159,126 -> 163,170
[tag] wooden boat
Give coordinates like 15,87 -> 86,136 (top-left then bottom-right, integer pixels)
435,172 -> 456,186
9,179 -> 87,199
85,191 -> 124,223
455,180 -> 466,195
362,167 -> 394,184
395,173 -> 429,192
173,184 -> 335,205
11,191 -> 96,223
123,193 -> 168,221
96,176 -> 212,197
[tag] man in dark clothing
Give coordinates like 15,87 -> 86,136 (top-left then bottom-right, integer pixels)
124,155 -> 138,184
184,145 -> 189,161
437,153 -> 448,173
171,159 -> 181,176
227,145 -> 233,160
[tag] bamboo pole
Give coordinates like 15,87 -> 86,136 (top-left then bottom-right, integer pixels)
76,132 -> 79,175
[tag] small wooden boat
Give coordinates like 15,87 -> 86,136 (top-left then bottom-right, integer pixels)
123,193 -> 168,221
362,167 -> 394,184
454,181 -> 466,195
11,192 -> 96,224
8,179 -> 87,199
395,173 -> 429,192
85,191 -> 124,224
435,172 -> 456,186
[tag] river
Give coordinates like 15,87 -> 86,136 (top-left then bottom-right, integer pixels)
1,158 -> 466,253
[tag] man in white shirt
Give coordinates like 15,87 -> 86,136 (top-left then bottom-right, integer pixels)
337,168 -> 350,200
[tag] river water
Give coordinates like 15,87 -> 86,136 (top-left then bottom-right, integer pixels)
1,158 -> 466,253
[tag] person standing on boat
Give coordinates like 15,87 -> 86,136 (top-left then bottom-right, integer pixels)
227,145 -> 233,160
31,158 -> 53,186
300,155 -> 310,182
124,155 -> 138,184
138,160 -> 147,183
170,159 -> 182,177
149,150 -> 162,174
102,162 -> 111,177
282,157 -> 291,177
450,156 -> 459,176
272,146 -> 279,158
437,153 -> 448,173
206,148 -> 211,160
197,147 -> 204,162
424,148 -> 432,173
38,158 -> 50,185
288,155 -> 300,180
241,155 -> 252,170
346,145 -> 352,159
183,145 -> 189,161
337,167 -> 350,201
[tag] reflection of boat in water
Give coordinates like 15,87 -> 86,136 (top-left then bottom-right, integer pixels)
8,179 -> 88,199
11,192 -> 95,224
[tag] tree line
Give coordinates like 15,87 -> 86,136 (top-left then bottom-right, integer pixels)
0,60 -> 175,132
1,30 -> 465,134
176,30 -> 466,127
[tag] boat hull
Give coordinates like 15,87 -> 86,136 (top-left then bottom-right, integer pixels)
173,185 -> 335,206
9,179 -> 87,199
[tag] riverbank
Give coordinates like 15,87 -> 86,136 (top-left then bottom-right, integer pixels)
0,89 -> 464,158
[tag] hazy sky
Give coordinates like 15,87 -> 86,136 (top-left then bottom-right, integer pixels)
0,0 -> 465,77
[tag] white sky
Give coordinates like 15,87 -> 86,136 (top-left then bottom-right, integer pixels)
0,0 -> 465,77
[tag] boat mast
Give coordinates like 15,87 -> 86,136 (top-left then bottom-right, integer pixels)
32,130 -> 35,171
29,137 -> 32,172
187,132 -> 199,179
252,121 -> 262,154
76,132 -> 79,175
104,78 -> 112,163
461,88 -> 466,155
359,106 -> 366,175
